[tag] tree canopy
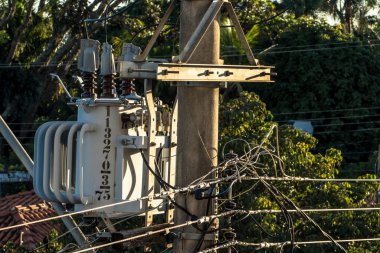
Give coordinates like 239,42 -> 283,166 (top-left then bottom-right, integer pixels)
220,91 -> 380,253
1,0 -> 380,252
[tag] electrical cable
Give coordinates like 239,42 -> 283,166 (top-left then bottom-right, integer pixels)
0,177 -> 228,233
71,210 -> 237,253
193,184 -> 217,253
249,214 -> 279,238
277,113 -> 380,123
33,224 -> 83,252
139,149 -> 178,190
83,0 -> 140,22
223,38 -> 380,53
58,243 -> 80,253
139,148 -> 199,221
273,106 -> 380,116
3,37 -> 380,69
3,125 -> 378,251
242,176 -> 380,182
249,9 -> 288,26
198,238 -> 380,253
314,127 -> 380,134
221,130 -> 346,252
224,43 -> 380,57
313,119 -> 380,128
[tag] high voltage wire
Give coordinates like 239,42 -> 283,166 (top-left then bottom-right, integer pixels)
0,176 -> 229,233
2,122 -> 378,252
226,38 -> 380,52
0,175 -> 377,233
273,106 -> 380,116
230,43 -> 380,56
210,38 -> 380,56
314,127 -> 380,135
0,62 -> 77,69
69,207 -> 380,253
314,120 -> 380,128
71,211 -> 233,253
2,39 -> 380,69
277,113 -> 380,123
1,8 -> 380,252
198,238 -> 380,253
243,176 -> 380,182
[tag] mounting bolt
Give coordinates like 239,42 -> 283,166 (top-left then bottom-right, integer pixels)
224,70 -> 233,77
204,70 -> 214,76
122,139 -> 131,145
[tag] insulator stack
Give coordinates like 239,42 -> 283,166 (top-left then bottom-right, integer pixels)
101,75 -> 116,98
81,72 -> 97,99
117,43 -> 141,100
78,39 -> 100,99
120,79 -> 135,96
100,42 -> 116,98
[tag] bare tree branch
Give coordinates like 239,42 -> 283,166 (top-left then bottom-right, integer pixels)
6,0 -> 36,64
37,0 -> 46,12
0,0 -> 17,29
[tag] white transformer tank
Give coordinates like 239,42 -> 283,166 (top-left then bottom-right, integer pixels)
33,97 -> 175,217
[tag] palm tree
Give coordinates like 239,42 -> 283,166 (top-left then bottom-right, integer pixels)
322,0 -> 378,33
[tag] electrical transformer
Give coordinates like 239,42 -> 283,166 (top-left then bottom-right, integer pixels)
33,39 -> 177,217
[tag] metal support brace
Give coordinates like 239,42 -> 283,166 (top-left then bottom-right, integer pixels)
144,79 -> 157,252
165,97 -> 178,249
101,216 -> 117,233
175,0 -> 257,65
178,0 -> 225,63
225,2 -> 257,65
134,0 -> 178,62
0,116 -> 91,250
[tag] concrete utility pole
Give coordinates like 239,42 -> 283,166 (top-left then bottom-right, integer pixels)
174,0 -> 220,252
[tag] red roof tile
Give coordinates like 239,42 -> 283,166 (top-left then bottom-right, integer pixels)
0,190 -> 59,250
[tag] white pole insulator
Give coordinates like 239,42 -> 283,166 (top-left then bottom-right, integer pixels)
78,39 -> 100,72
100,42 -> 116,76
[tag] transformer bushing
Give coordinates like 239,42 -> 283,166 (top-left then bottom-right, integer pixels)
78,39 -> 100,99
101,74 -> 116,98
120,79 -> 135,97
100,42 -> 117,98
81,72 -> 97,99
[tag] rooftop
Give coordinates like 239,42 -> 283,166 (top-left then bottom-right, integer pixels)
0,190 -> 59,250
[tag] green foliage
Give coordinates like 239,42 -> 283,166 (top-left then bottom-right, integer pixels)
1,229 -> 64,252
220,91 -> 380,252
250,18 -> 380,164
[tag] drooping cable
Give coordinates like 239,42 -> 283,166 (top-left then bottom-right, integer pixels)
83,0 -> 140,22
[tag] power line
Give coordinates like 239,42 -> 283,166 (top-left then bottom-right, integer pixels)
243,176 -> 380,182
314,120 -> 380,128
277,113 -> 380,123
0,173 -> 377,234
198,238 -> 380,253
0,40 -> 379,69
234,38 -> 380,52
71,211 -> 234,253
0,62 -> 77,69
221,38 -> 380,56
235,43 -> 380,56
0,176 -> 229,233
83,0 -> 141,22
314,127 -> 380,135
273,106 -> 380,116
2,33 -> 380,69
70,206 -> 380,253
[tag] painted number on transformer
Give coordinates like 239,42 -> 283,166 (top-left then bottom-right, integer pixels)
95,106 -> 112,201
